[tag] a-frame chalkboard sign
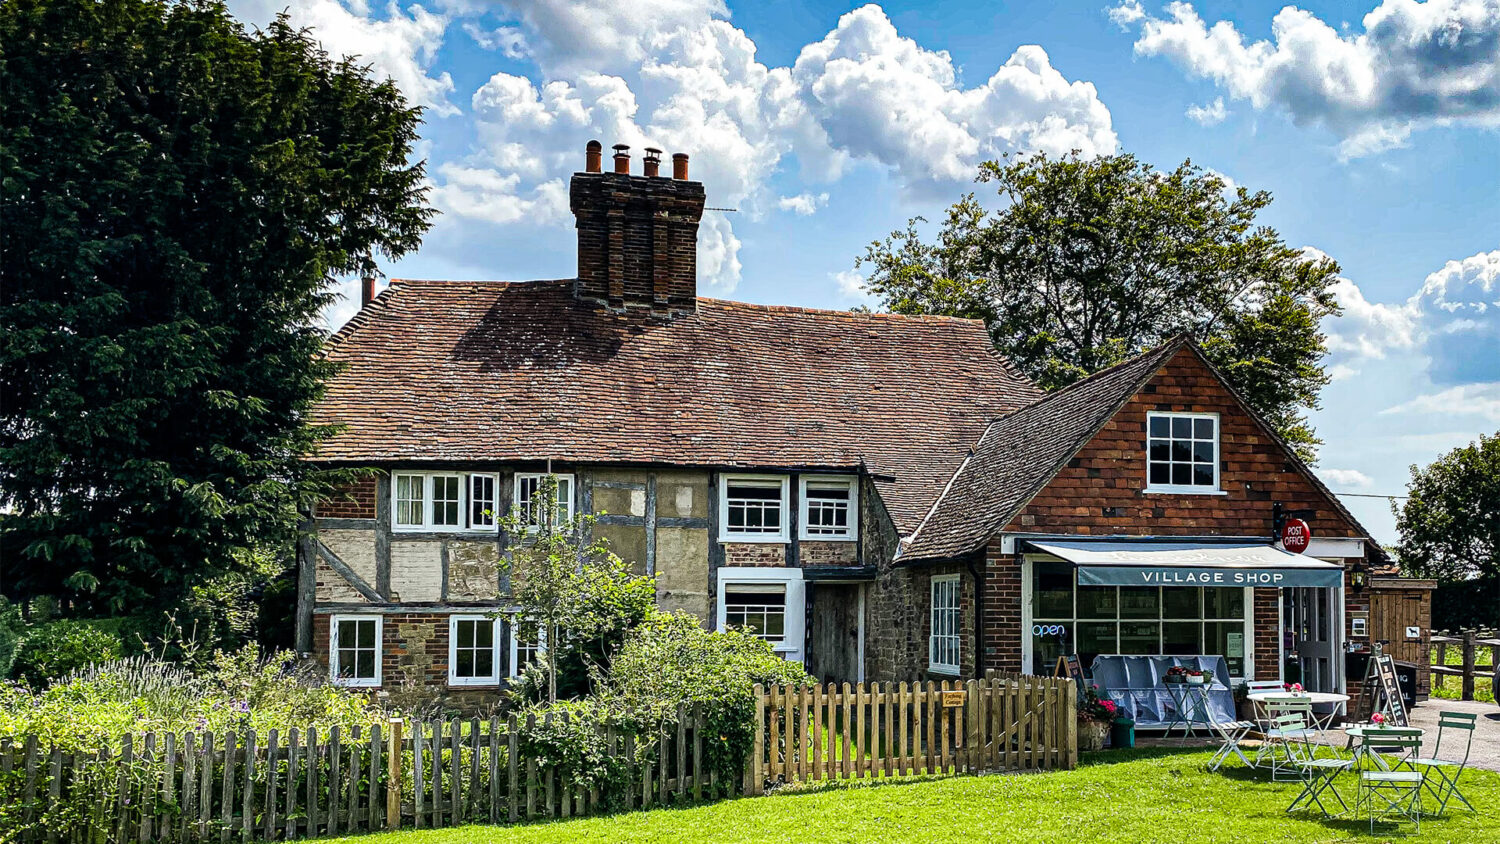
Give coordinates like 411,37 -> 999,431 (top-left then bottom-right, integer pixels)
1056,653 -> 1087,700
1358,645 -> 1409,726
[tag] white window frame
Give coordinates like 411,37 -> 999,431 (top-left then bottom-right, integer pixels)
329,614 -> 383,688
929,574 -> 962,674
508,616 -> 546,679
514,473 -> 576,531
719,474 -> 790,542
468,473 -> 500,529
716,566 -> 805,662
448,615 -> 502,687
1144,411 -> 1226,495
798,475 -> 858,541
391,471 -> 498,533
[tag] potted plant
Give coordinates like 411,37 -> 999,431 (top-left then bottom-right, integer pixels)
1165,666 -> 1186,683
1186,669 -> 1205,685
1201,669 -> 1215,686
1233,682 -> 1255,721
1078,684 -> 1118,751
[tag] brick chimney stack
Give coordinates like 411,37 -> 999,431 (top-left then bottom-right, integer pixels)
570,139 -> 705,316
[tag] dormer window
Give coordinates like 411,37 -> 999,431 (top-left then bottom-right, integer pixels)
719,475 -> 789,542
1146,412 -> 1221,494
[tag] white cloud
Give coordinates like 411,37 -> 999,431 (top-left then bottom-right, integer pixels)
1321,467 -> 1375,488
1326,248 -> 1500,384
1112,0 -> 1500,156
832,269 -> 878,306
1380,382 -> 1500,422
777,192 -> 829,215
428,2 -> 1117,291
1185,96 -> 1228,125
464,22 -> 528,59
229,0 -> 458,116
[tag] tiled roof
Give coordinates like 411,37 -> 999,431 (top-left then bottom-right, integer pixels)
899,336 -> 1382,562
314,279 -> 1042,534
898,339 -> 1187,560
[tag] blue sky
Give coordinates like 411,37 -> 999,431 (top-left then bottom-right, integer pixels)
228,0 -> 1500,543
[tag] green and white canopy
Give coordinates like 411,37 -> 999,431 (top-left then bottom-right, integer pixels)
1026,539 -> 1343,588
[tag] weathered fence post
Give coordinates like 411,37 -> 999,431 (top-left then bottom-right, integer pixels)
1462,630 -> 1476,701
386,718 -> 403,830
1435,637 -> 1448,690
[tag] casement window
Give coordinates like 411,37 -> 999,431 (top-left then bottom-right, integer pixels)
799,476 -> 858,541
330,615 -> 382,687
448,615 -> 501,686
509,617 -> 544,679
514,473 -> 575,530
1145,412 -> 1221,493
716,567 -> 806,663
391,471 -> 499,532
929,575 -> 962,674
723,585 -> 787,645
719,475 -> 789,541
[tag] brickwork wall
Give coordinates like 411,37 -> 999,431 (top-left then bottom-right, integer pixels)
723,543 -> 786,567
800,541 -> 859,566
1253,588 -> 1281,681
311,613 -> 506,692
317,476 -> 377,519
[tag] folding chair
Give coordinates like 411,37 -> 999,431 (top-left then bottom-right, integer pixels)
1413,711 -> 1478,816
1256,698 -> 1317,780
1208,715 -> 1257,771
1287,719 -> 1353,817
1358,731 -> 1424,835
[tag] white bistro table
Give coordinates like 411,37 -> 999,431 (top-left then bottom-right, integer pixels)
1248,691 -> 1350,733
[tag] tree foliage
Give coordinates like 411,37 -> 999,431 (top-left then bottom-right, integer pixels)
858,152 -> 1341,461
1396,432 -> 1500,583
498,475 -> 658,704
0,0 -> 434,614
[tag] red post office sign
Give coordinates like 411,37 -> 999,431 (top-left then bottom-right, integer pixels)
1281,518 -> 1312,554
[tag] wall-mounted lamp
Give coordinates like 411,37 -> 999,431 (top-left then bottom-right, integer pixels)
1350,565 -> 1367,589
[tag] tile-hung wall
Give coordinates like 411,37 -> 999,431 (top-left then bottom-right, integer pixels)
305,467 -> 885,689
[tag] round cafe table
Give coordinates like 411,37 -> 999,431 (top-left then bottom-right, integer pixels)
1345,724 -> 1424,772
1248,691 -> 1351,734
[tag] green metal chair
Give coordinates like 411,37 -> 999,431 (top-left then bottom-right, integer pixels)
1358,730 -> 1425,834
1413,711 -> 1478,816
1286,716 -> 1353,817
1257,698 -> 1318,780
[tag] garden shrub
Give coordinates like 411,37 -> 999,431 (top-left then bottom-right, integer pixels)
10,618 -> 126,686
0,598 -> 23,679
515,698 -> 631,809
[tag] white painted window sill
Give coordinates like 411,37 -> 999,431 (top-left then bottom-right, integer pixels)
1143,487 -> 1229,496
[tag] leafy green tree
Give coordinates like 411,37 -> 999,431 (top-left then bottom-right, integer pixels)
498,475 -> 658,704
858,152 -> 1341,460
1396,433 -> 1500,583
0,0 -> 434,614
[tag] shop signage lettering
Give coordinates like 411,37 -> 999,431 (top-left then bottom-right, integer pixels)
1032,624 -> 1067,637
1137,570 -> 1285,585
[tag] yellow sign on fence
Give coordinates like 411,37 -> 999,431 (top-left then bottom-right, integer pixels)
941,690 -> 966,707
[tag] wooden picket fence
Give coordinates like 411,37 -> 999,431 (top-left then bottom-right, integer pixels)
0,704 -> 725,843
744,674 -> 1077,794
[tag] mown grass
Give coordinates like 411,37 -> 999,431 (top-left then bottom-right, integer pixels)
326,747 -> 1499,843
1431,643 -> 1495,704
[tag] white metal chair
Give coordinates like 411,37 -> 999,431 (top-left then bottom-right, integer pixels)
1413,711 -> 1478,816
1208,715 -> 1257,772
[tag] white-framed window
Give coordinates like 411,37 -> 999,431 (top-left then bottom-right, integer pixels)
929,575 -> 962,674
719,475 -> 789,542
330,614 -> 382,687
717,567 -> 806,662
508,617 -> 544,679
1145,412 -> 1222,493
799,476 -> 858,541
723,584 -> 787,645
514,473 -> 575,530
391,471 -> 498,532
448,615 -> 501,686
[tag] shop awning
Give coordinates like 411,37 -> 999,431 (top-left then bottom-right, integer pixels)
1025,540 -> 1343,588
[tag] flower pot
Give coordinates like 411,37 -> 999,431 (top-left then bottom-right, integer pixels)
1110,718 -> 1136,749
1187,675 -> 1204,685
1079,719 -> 1109,752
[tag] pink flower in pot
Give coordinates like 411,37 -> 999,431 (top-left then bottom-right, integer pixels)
1372,712 -> 1386,725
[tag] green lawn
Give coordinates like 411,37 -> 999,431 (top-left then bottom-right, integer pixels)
326,748 -> 1499,843
1431,644 -> 1495,704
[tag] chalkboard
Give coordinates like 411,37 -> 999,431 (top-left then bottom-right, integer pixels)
1361,652 -> 1409,727
1056,654 -> 1086,694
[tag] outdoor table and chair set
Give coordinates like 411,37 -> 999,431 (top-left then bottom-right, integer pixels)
1203,687 -> 1480,834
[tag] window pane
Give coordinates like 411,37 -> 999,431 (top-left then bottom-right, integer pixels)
1033,562 -> 1073,618
1207,621 -> 1246,675
475,621 -> 493,648
1148,441 -> 1169,461
1171,440 -> 1191,461
1032,626 -> 1065,674
1077,586 -> 1118,619
395,475 -> 423,526
456,650 -> 474,677
355,650 -> 375,678
1193,464 -> 1215,485
1194,418 -> 1214,439
1171,464 -> 1192,485
1171,417 -> 1192,438
356,620 -> 375,648
1119,587 -> 1159,618
1149,416 -> 1170,437
475,650 -> 493,678
470,475 -> 495,527
455,620 -> 474,648
1149,463 -> 1170,485
1162,587 -> 1197,618
1162,622 -> 1200,655
432,476 -> 461,526
1204,587 -> 1245,619
1077,622 -> 1116,663
1119,622 -> 1159,654
1192,441 -> 1214,463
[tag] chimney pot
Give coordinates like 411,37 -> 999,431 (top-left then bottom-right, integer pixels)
584,140 -> 602,173
643,147 -> 663,178
612,144 -> 630,174
672,152 -> 689,180
360,274 -> 377,307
